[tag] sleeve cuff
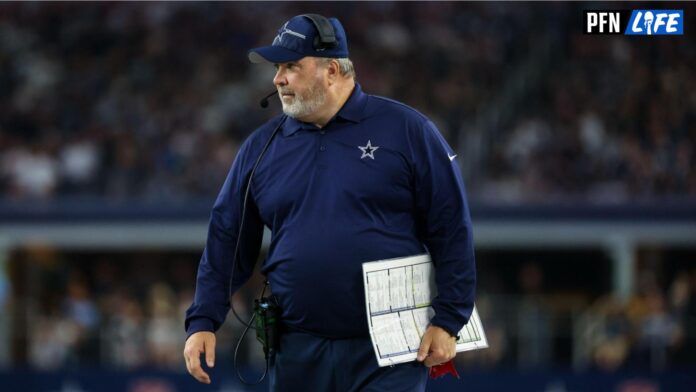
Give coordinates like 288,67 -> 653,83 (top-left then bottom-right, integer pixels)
185,317 -> 216,341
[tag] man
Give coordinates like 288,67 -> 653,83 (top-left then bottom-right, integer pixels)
183,14 -> 476,391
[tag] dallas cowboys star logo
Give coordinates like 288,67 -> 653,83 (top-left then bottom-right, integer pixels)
358,140 -> 380,159
273,22 -> 306,45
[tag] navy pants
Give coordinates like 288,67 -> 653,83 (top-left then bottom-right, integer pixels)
269,331 -> 429,391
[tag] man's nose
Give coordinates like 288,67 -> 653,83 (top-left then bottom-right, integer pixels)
273,69 -> 287,87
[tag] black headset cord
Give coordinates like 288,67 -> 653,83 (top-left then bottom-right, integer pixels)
227,115 -> 287,383
228,114 -> 286,329
234,281 -> 270,385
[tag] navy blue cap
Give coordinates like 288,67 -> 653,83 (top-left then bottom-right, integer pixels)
248,14 -> 349,63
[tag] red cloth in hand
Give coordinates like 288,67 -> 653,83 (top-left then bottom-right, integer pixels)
429,360 -> 460,379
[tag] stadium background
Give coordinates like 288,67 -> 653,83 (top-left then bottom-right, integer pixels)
0,2 -> 694,391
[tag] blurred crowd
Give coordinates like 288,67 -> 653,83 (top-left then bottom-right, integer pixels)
25,252 -> 192,370
2,2 -> 692,202
483,21 -> 696,202
29,277 -> 188,370
463,262 -> 696,372
578,267 -> 696,372
18,249 -> 264,371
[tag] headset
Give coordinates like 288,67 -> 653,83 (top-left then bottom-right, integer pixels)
302,14 -> 338,51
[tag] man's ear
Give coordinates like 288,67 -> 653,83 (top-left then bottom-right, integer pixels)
325,59 -> 340,85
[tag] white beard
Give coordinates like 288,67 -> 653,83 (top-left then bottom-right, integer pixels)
280,78 -> 327,120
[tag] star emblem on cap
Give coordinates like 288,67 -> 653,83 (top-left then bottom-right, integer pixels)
273,22 -> 307,45
358,140 -> 380,160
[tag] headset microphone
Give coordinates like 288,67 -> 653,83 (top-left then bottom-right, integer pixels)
259,90 -> 277,108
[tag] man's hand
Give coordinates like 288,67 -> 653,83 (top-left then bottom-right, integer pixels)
417,325 -> 457,367
184,331 -> 216,384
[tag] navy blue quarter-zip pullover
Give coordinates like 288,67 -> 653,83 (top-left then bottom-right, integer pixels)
185,84 -> 476,339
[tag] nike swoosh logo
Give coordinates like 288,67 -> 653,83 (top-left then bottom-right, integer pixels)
448,153 -> 457,161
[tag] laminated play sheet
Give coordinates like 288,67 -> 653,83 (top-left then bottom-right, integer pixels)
362,254 -> 487,367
